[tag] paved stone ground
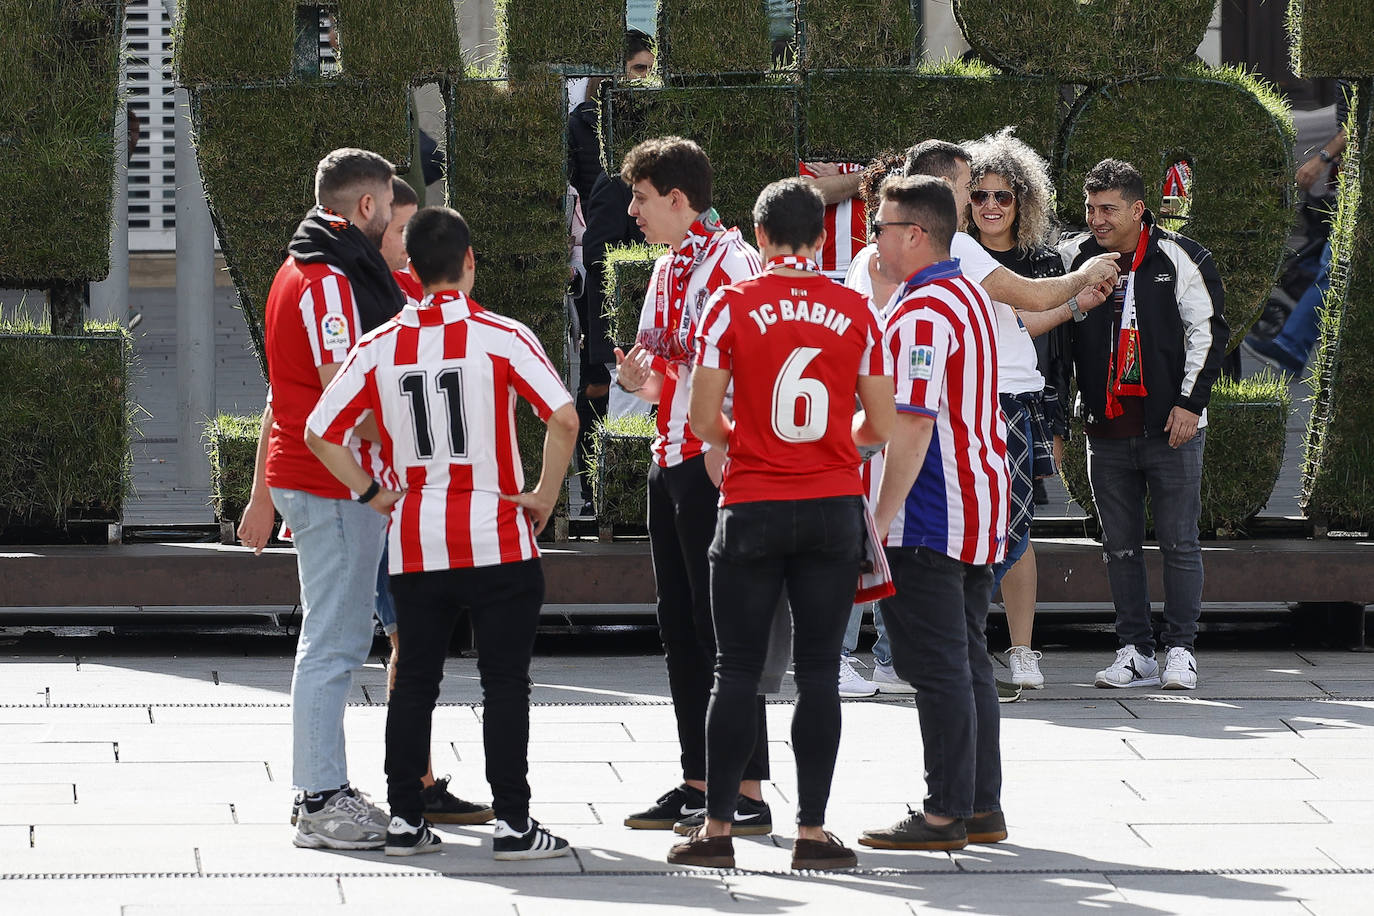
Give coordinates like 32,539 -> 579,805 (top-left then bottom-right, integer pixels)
3,642 -> 1373,913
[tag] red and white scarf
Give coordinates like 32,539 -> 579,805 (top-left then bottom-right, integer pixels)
765,254 -> 820,273
1104,223 -> 1152,420
640,209 -> 726,365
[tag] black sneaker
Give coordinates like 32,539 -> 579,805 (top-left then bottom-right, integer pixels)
492,817 -> 572,860
859,808 -> 967,851
384,815 -> 443,857
624,784 -> 705,830
673,794 -> 772,836
422,776 -> 494,824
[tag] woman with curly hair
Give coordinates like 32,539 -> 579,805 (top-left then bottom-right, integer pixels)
963,128 -> 1096,691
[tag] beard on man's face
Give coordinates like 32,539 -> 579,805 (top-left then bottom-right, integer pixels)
361,210 -> 388,249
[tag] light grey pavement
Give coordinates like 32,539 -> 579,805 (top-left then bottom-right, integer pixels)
3,643 -> 1373,913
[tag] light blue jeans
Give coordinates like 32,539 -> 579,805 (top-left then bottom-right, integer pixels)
272,487 -> 388,791
842,602 -> 893,667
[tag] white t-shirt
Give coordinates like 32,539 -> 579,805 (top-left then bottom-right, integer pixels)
847,235 -> 1044,394
951,233 -> 1043,395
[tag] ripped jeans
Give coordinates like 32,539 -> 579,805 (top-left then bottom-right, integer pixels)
1085,431 -> 1205,653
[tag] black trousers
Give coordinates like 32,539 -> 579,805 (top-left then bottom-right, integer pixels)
647,455 -> 769,784
385,560 -> 543,824
881,547 -> 1001,819
706,496 -> 864,826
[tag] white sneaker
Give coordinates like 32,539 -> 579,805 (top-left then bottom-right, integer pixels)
871,662 -> 917,694
293,787 -> 389,849
1161,646 -> 1198,690
839,657 -> 877,698
1005,646 -> 1045,689
1094,645 -> 1161,688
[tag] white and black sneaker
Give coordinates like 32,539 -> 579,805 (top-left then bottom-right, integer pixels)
492,817 -> 572,860
673,794 -> 773,836
624,784 -> 705,829
385,815 -> 443,857
1161,646 -> 1198,690
1095,645 -> 1161,688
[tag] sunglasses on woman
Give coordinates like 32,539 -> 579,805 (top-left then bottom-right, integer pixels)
969,189 -> 1015,206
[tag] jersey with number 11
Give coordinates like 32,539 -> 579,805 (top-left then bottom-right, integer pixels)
307,291 -> 572,574
695,271 -> 889,506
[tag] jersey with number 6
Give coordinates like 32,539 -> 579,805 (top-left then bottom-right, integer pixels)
695,271 -> 890,506
306,291 -> 573,574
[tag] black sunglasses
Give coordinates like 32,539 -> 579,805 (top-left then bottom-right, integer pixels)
871,220 -> 923,238
970,189 -> 1016,206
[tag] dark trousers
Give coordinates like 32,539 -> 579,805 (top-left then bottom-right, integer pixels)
881,547 -> 1001,819
647,455 -> 769,784
707,496 -> 864,826
1086,431 -> 1206,653
385,560 -> 543,824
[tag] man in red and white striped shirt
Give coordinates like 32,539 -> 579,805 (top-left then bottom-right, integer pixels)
306,207 -> 578,861
612,137 -> 771,832
860,176 -> 1012,854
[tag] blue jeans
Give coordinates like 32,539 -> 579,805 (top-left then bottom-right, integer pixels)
842,602 -> 892,666
375,544 -> 397,636
881,546 -> 1000,818
1085,432 -> 1206,654
272,487 -> 388,791
707,496 -> 864,827
1272,242 -> 1331,368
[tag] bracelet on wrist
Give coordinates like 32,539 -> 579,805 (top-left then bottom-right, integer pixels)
617,378 -> 644,394
1067,296 -> 1086,322
357,479 -> 381,504
1318,148 -> 1333,163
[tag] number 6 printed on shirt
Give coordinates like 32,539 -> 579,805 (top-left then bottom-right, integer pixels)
772,347 -> 829,443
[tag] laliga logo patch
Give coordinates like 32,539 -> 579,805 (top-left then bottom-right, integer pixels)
321,312 -> 351,350
909,345 -> 935,380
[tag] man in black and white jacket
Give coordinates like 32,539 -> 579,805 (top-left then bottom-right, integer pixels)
1053,158 -> 1229,692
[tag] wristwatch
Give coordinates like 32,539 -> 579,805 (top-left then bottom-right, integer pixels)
1067,296 -> 1087,323
1318,149 -> 1333,163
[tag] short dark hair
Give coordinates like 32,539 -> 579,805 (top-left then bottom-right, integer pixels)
753,178 -> 825,251
391,176 -> 418,209
880,175 -> 956,256
626,28 -> 654,59
620,136 -> 712,212
1084,158 -> 1146,203
404,206 -> 471,287
315,147 -> 394,212
903,139 -> 970,183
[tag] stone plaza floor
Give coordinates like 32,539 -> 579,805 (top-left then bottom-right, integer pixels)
2,638 -> 1373,914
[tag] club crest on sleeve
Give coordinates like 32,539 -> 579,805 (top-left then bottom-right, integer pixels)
321,312 -> 351,350
909,345 -> 935,380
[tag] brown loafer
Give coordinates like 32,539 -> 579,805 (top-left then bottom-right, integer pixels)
966,810 -> 1008,844
792,831 -> 858,870
859,810 -> 968,851
667,826 -> 735,868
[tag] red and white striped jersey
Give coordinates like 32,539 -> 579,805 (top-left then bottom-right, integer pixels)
798,161 -> 867,279
883,259 -> 1009,565
393,267 -> 423,305
696,269 -> 890,506
306,291 -> 573,574
264,258 -> 386,499
639,228 -> 761,468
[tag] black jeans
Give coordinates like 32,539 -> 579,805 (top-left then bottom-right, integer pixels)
881,547 -> 1001,819
647,455 -> 769,784
385,560 -> 543,824
706,496 -> 864,826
